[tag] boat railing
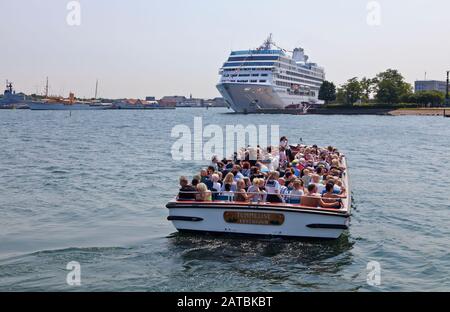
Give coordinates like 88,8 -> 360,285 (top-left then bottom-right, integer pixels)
176,190 -> 345,208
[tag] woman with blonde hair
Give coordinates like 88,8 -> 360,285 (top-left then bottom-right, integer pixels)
247,178 -> 264,203
221,172 -> 237,192
196,183 -> 212,202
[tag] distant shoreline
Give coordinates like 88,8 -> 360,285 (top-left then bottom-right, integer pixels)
312,107 -> 450,116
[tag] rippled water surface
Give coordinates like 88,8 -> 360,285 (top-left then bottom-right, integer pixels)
0,108 -> 449,291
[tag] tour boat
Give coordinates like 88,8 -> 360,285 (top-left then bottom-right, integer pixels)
166,156 -> 351,240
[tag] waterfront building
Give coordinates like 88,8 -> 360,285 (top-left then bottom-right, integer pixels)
178,94 -> 204,107
415,80 -> 448,94
158,96 -> 186,107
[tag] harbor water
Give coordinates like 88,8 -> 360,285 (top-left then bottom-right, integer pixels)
0,108 -> 449,291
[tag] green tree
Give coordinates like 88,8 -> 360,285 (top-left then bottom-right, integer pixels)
318,81 -> 337,104
360,77 -> 377,102
375,69 -> 412,104
336,88 -> 345,104
341,77 -> 362,106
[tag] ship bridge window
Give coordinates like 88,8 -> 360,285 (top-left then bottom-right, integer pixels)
223,62 -> 276,68
252,74 -> 259,77
261,74 -> 269,77
259,80 -> 267,83
231,50 -> 284,56
250,80 -> 257,83
227,56 -> 280,62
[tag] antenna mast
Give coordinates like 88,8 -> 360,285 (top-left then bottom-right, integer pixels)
258,34 -> 292,53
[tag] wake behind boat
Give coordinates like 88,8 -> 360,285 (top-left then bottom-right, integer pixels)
167,140 -> 351,239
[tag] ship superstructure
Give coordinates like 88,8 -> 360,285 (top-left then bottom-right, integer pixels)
217,35 -> 325,113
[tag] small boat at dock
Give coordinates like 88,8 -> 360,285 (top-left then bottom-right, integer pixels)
111,99 -> 175,110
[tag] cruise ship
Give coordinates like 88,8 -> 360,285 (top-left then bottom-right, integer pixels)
217,35 -> 325,113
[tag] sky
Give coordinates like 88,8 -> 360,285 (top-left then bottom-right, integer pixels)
1,0 -> 449,99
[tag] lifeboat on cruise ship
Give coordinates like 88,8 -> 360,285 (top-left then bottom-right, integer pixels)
166,150 -> 351,240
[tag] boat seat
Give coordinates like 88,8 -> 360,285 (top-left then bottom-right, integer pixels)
300,196 -> 320,208
216,195 -> 232,201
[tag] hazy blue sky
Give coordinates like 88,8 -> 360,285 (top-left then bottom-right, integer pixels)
1,0 -> 449,99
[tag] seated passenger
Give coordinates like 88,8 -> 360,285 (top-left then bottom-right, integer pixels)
221,172 -> 237,192
301,184 -> 341,209
210,155 -> 220,171
289,180 -> 305,202
322,182 -> 347,200
211,174 -> 222,193
191,177 -> 200,188
178,176 -> 196,201
200,168 -> 214,190
250,166 -> 265,182
243,177 -> 251,190
196,183 -> 212,202
200,169 -> 209,184
248,178 -> 264,203
265,171 -> 283,203
232,165 -> 244,182
234,179 -> 250,202
279,178 -> 290,202
241,162 -> 251,177
256,161 -> 269,174
310,174 -> 325,194
301,168 -> 312,186
257,178 -> 268,202
321,177 -> 341,195
221,183 -> 234,200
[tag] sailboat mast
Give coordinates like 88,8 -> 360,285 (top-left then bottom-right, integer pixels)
94,79 -> 98,99
45,77 -> 49,97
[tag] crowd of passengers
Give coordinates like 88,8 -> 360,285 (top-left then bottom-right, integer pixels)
178,137 -> 347,209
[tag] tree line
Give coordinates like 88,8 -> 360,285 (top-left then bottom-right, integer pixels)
318,69 -> 446,106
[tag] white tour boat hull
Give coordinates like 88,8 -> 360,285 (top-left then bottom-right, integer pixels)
167,203 -> 350,239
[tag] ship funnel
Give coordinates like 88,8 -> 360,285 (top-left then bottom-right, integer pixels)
293,48 -> 308,63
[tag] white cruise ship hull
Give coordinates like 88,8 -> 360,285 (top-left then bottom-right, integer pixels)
217,83 -> 318,113
28,102 -> 110,110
